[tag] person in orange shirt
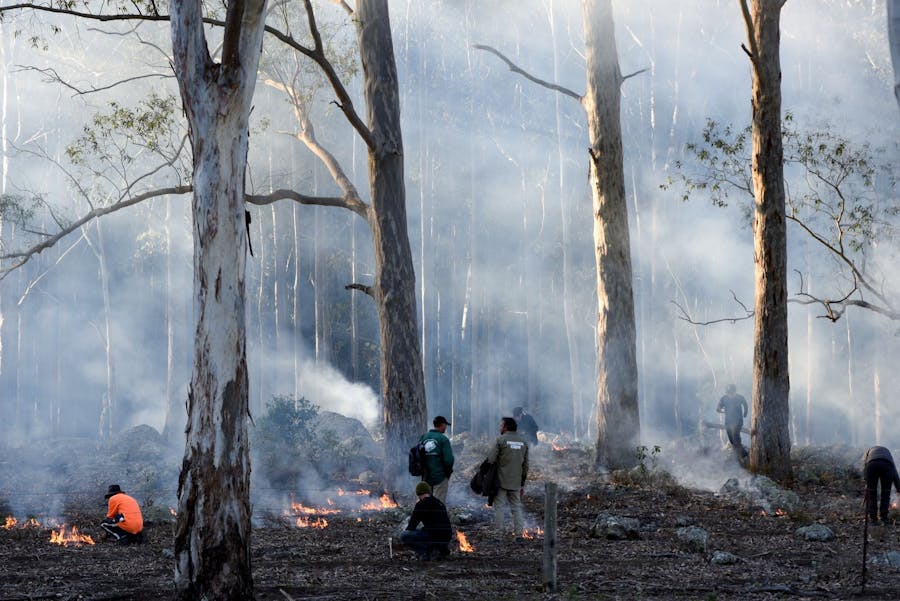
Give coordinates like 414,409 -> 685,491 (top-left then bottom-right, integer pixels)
100,484 -> 144,544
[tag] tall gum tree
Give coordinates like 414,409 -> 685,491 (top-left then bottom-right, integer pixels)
740,0 -> 792,483
170,1 -> 267,598
475,0 -> 641,469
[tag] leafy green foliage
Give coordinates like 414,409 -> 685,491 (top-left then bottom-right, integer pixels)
256,394 -> 320,449
66,94 -> 179,165
0,193 -> 40,226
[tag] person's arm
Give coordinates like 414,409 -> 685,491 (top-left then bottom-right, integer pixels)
443,438 -> 454,473
716,398 -> 725,413
742,397 -> 748,418
406,504 -> 422,531
487,438 -> 500,463
521,445 -> 529,488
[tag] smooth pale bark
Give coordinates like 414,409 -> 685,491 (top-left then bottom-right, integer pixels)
890,0 -> 900,110
583,0 -> 640,470
162,197 -> 179,443
84,220 -> 117,439
170,1 -> 267,598
742,0 -> 792,482
356,0 -> 427,489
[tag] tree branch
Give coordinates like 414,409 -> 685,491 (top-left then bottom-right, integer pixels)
344,283 -> 374,298
0,186 -> 191,280
472,44 -> 582,101
245,189 -> 369,220
671,290 -> 754,326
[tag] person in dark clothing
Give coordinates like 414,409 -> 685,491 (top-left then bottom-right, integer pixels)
716,384 -> 748,454
512,407 -> 539,447
419,415 -> 455,503
400,481 -> 452,560
863,446 -> 900,525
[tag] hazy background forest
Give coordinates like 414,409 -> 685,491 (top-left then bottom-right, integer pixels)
0,0 -> 898,455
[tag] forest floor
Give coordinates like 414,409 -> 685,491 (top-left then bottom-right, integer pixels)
2,435 -> 900,601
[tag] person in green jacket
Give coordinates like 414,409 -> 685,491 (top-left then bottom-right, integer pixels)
420,416 -> 455,503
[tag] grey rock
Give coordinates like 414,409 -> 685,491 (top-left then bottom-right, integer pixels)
710,550 -> 740,565
676,526 -> 709,553
589,512 -> 641,540
796,524 -> 834,542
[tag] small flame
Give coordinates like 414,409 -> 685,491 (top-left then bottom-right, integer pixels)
551,442 -> 567,451
356,489 -> 371,496
775,508 -> 787,517
22,518 -> 41,528
361,494 -> 398,510
457,530 -> 475,552
50,525 -> 95,547
3,516 -> 17,530
522,527 -> 544,539
295,516 -> 328,529
760,510 -> 767,517
892,501 -> 898,510
289,497 -> 340,515
169,507 -> 178,517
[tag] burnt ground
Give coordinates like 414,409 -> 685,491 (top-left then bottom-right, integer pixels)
2,440 -> 900,601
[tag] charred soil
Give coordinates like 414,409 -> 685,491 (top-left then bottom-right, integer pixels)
1,443 -> 898,601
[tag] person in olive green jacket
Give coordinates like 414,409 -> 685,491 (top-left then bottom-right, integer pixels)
420,416 -> 455,503
487,417 -> 529,539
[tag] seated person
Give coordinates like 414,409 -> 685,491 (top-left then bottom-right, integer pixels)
400,481 -> 452,560
100,484 -> 144,544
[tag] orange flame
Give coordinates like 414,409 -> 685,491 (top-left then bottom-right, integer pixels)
551,443 -> 567,451
50,525 -> 95,547
295,516 -> 328,529
22,518 -> 41,528
361,494 -> 397,510
289,498 -> 340,515
457,530 -> 475,552
522,527 -> 544,539
775,509 -> 787,517
3,516 -> 17,530
169,507 -> 178,517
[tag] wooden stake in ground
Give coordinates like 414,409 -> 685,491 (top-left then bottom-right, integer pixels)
862,488 -> 869,593
543,482 -> 558,592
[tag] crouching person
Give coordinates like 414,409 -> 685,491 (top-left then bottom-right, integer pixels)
100,484 -> 144,544
400,481 -> 452,561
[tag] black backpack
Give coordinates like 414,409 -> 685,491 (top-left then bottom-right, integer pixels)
408,440 -> 428,477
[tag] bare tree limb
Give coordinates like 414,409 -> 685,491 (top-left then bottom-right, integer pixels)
345,282 -> 374,298
671,290 -> 754,326
0,186 -> 191,280
245,189 -> 368,219
472,44 -> 582,101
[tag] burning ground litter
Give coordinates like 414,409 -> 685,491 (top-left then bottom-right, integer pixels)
3,435 -> 900,599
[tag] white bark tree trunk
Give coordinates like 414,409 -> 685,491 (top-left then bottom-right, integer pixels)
170,2 -> 267,598
889,0 -> 900,111
741,0 -> 792,482
583,0 -> 640,470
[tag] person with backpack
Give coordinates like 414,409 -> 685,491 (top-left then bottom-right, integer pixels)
418,415 -> 455,503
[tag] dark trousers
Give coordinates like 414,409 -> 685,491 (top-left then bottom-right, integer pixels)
725,421 -> 743,448
399,529 -> 449,559
101,521 -> 142,543
865,458 -> 894,522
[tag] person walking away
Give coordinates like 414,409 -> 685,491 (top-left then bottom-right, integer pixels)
100,484 -> 144,544
487,417 -> 529,539
863,446 -> 900,525
400,481 -> 452,561
716,384 -> 748,455
420,415 -> 454,503
512,406 -> 539,447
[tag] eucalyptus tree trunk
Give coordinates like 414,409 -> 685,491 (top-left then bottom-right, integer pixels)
583,0 -> 640,470
549,0 -> 583,439
161,197 -> 179,443
889,0 -> 900,110
357,0 -> 427,489
741,0 -> 792,482
85,220 -> 117,439
170,1 -> 266,598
